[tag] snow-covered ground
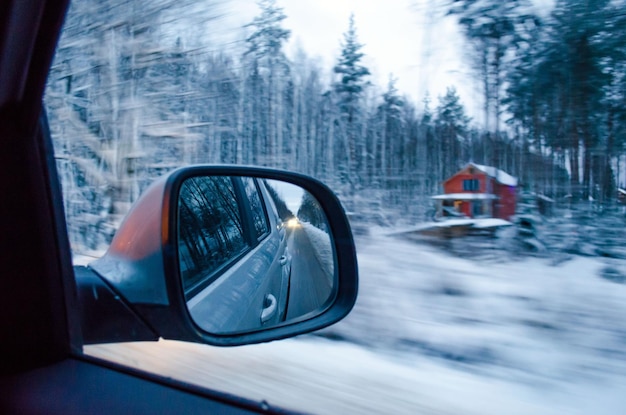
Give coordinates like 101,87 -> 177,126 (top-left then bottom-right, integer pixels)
389,217 -> 512,234
86,233 -> 626,414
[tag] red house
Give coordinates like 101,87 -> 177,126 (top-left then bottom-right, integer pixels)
432,163 -> 517,220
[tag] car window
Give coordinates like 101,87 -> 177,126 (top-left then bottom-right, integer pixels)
241,177 -> 270,240
178,176 -> 248,294
46,0 -> 626,413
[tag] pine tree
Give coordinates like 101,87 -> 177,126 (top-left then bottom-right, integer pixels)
332,14 -> 370,191
514,0 -> 621,201
435,87 -> 470,180
333,14 -> 370,120
377,75 -> 404,187
449,0 -> 536,134
244,0 -> 291,67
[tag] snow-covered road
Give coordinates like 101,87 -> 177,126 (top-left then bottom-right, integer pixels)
86,233 -> 626,414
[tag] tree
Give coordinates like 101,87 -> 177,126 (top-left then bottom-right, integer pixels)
196,53 -> 240,164
332,14 -> 370,190
46,0 -> 221,250
297,191 -> 327,231
244,0 -> 291,66
376,75 -> 405,189
449,0 -> 536,135
513,0 -> 622,201
47,0 -> 177,249
435,87 -> 470,179
242,0 -> 292,167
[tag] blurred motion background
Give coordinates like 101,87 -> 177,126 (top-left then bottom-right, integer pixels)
49,0 -> 626,413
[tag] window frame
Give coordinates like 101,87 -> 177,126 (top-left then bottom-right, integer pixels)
239,176 -> 271,243
462,178 -> 480,191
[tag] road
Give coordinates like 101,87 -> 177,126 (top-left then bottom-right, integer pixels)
285,225 -> 333,319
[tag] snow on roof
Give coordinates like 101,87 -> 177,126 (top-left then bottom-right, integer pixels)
431,193 -> 499,200
470,163 -> 518,186
618,188 -> 626,195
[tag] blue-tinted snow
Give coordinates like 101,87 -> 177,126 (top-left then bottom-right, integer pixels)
85,232 -> 626,414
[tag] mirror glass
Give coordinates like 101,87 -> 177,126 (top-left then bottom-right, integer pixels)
177,175 -> 337,334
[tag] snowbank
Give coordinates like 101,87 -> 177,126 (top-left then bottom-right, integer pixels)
471,218 -> 512,228
86,336 -> 626,415
300,222 -> 334,281
84,234 -> 626,414
388,218 -> 512,235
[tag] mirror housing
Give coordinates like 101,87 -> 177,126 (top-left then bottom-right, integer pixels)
87,166 -> 358,346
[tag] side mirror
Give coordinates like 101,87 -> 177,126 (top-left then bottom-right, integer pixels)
84,166 -> 358,346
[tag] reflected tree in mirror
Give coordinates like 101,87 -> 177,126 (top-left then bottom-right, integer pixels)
178,176 -> 248,296
177,176 -> 337,335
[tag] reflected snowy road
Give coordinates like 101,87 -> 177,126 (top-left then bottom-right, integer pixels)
285,226 -> 333,319
86,233 -> 626,414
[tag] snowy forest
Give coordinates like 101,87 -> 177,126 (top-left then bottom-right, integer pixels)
45,0 -> 626,252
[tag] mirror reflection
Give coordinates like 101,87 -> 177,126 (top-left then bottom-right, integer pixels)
177,175 -> 336,334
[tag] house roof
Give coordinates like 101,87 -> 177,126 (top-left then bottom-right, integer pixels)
469,163 -> 518,186
444,162 -> 518,186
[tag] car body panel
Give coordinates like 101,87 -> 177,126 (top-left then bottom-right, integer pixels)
185,177 -> 293,333
90,175 -> 170,305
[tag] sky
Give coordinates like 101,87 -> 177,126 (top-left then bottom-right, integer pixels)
266,179 -> 304,213
164,0 -> 557,126
209,0 -> 555,124
222,0 -> 480,119
280,0 -> 472,109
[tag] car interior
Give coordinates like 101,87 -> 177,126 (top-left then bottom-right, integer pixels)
4,1 -> 625,414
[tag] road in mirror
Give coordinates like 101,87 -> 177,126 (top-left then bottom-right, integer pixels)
177,175 -> 336,334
